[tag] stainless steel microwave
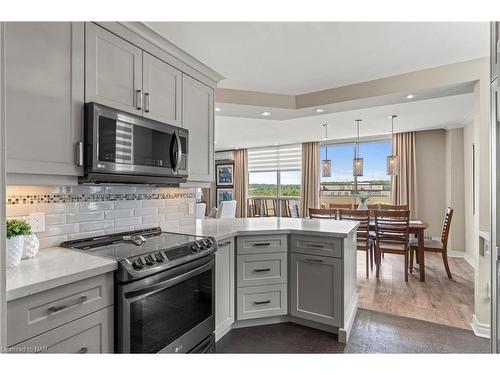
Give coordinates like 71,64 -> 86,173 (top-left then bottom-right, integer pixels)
79,103 -> 188,185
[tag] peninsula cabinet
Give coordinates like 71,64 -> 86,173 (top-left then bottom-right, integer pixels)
86,22 -> 183,126
182,74 -> 215,182
290,253 -> 342,327
215,238 -> 235,340
4,22 -> 84,177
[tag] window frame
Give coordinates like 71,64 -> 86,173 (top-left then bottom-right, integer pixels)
320,136 -> 392,195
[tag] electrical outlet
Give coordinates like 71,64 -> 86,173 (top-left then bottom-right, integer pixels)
29,212 -> 45,233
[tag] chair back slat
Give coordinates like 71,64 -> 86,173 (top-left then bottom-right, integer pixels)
339,209 -> 370,246
379,204 -> 409,211
288,204 -> 300,218
375,209 -> 410,251
309,208 -> 337,219
441,207 -> 454,249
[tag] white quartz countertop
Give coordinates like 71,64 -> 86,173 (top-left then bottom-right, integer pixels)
194,217 -> 358,241
6,247 -> 117,301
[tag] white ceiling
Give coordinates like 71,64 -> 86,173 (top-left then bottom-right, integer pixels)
146,22 -> 489,95
214,93 -> 474,150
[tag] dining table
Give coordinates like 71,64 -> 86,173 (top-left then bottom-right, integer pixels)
369,219 -> 429,282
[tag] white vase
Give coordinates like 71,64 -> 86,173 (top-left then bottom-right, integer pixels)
7,236 -> 25,267
22,233 -> 40,259
358,202 -> 368,210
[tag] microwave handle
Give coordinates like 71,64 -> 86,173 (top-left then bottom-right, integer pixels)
173,131 -> 182,173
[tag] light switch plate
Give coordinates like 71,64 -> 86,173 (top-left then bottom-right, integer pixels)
188,203 -> 194,215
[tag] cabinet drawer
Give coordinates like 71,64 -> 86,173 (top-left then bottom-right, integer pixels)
10,306 -> 113,353
290,235 -> 342,258
237,235 -> 287,254
7,272 -> 113,346
237,252 -> 287,287
237,284 -> 287,320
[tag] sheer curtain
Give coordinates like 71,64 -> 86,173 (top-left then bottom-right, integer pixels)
234,149 -> 248,218
391,132 -> 418,218
300,142 -> 320,218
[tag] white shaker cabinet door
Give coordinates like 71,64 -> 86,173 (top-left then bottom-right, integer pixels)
215,238 -> 235,340
85,22 -> 143,115
5,22 -> 84,176
142,52 -> 182,126
182,74 -> 214,182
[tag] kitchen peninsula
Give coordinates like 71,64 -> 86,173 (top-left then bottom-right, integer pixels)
195,217 -> 358,343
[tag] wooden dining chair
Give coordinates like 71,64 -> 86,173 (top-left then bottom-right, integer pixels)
374,209 -> 411,282
339,209 -> 372,278
309,208 -> 337,219
409,207 -> 454,279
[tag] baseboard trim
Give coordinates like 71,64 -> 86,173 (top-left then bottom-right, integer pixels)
215,319 -> 234,342
447,250 -> 475,269
471,314 -> 490,338
339,292 -> 358,344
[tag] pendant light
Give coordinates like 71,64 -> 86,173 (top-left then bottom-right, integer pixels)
321,124 -> 331,177
387,115 -> 399,175
353,120 -> 364,176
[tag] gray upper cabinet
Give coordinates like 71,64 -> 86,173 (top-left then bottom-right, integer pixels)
290,253 -> 342,327
85,23 -> 143,114
5,22 -> 84,177
182,74 -> 214,182
143,52 -> 182,126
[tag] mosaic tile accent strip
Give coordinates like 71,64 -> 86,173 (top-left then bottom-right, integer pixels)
7,192 -> 196,205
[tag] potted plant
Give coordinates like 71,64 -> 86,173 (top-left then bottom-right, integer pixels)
355,193 -> 370,210
6,219 -> 31,267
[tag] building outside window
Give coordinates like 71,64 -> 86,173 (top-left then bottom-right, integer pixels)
247,144 -> 301,217
320,139 -> 392,208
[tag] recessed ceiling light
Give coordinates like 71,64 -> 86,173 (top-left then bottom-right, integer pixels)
405,94 -> 415,100
315,108 -> 325,113
261,111 -> 272,117
215,107 -> 221,112
274,143 -> 280,146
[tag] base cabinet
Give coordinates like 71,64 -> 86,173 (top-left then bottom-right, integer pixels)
290,253 -> 342,327
10,306 -> 113,354
215,239 -> 235,340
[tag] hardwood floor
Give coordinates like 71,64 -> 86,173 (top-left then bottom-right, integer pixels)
357,251 -> 475,330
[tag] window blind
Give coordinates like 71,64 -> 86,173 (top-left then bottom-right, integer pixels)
248,144 -> 302,172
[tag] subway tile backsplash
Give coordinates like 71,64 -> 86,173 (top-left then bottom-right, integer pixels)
6,185 -> 199,249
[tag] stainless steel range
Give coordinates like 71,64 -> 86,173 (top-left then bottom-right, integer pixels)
61,227 -> 216,354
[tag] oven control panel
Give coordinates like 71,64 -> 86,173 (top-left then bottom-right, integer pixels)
130,237 -> 215,270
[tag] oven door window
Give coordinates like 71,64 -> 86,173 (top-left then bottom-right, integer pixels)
129,268 -> 213,353
98,115 -> 174,169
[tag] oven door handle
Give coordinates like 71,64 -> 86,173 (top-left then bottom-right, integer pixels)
124,259 -> 214,300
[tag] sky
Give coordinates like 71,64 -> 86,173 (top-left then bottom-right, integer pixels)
249,140 -> 392,184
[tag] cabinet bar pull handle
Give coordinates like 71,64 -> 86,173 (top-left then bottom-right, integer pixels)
253,268 -> 271,272
76,141 -> 84,167
144,92 -> 150,112
218,241 -> 231,247
252,242 -> 271,247
77,347 -> 88,354
48,296 -> 88,313
253,300 -> 271,305
136,89 -> 143,110
306,258 -> 323,263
